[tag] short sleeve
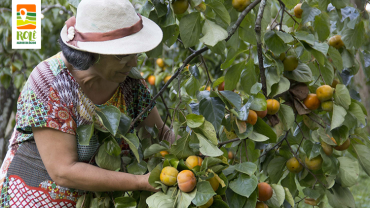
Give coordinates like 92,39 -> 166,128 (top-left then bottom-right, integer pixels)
132,79 -> 156,127
15,62 -> 76,135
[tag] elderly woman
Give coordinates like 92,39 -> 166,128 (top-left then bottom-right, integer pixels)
0,0 -> 172,206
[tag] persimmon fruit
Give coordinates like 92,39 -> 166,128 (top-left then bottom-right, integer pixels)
256,202 -> 268,208
177,170 -> 197,192
334,138 -> 350,151
258,182 -> 273,201
246,110 -> 258,125
328,35 -> 345,49
303,94 -> 320,110
316,85 -> 334,102
164,75 -> 171,83
305,156 -> 323,171
172,0 -> 189,14
256,109 -> 267,118
148,75 -> 156,86
160,151 -> 169,157
321,101 -> 333,111
199,197 -> 213,208
283,56 -> 299,71
232,0 -> 251,12
266,99 -> 280,115
185,155 -> 203,169
160,166 -> 179,186
156,58 -> 165,68
228,151 -> 234,159
208,176 -> 219,191
321,142 -> 333,156
286,157 -> 303,173
294,3 -> 303,18
218,81 -> 225,91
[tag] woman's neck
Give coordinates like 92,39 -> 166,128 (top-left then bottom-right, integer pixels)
60,53 -> 119,104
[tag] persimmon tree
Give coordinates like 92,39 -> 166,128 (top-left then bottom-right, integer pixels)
1,0 -> 370,207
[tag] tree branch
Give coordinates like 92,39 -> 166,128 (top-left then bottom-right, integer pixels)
255,0 -> 268,97
129,1 -> 262,129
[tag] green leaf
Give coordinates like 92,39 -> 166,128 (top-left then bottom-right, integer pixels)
269,77 -> 290,97
95,144 -> 121,171
195,133 -> 223,157
240,59 -> 258,94
146,191 -> 175,208
229,174 -> 258,198
186,114 -> 205,128
148,163 -> 162,188
179,12 -> 201,48
225,62 -> 245,91
348,102 -> 366,126
221,48 -> 248,69
284,187 -> 294,207
151,0 -> 167,17
122,133 -> 141,162
342,21 -> 365,49
144,144 -> 167,158
281,0 -> 300,9
199,19 -> 228,47
194,120 -> 218,146
254,118 -> 277,143
266,184 -> 285,207
226,189 -> 246,208
250,93 -> 267,111
350,144 -> 370,176
200,157 -> 226,172
127,160 -> 148,175
118,113 -> 132,135
104,136 -> 121,156
185,76 -> 201,97
314,13 -> 330,42
213,76 -> 225,89
301,2 -> 321,24
206,0 -> 230,25
177,189 -> 197,208
160,5 -> 176,27
338,157 -> 359,187
96,106 -> 121,136
277,104 -> 295,131
249,131 -> 269,142
243,190 -> 258,208
321,59 -> 334,85
281,172 -> 297,196
295,31 -> 315,45
219,91 -> 242,110
234,162 -> 257,176
128,67 -> 144,79
264,31 -> 289,55
326,183 -> 355,208
267,157 -> 286,184
328,46 -> 343,72
283,63 -> 313,82
170,134 -> 195,159
330,104 -> 347,130
67,0 -> 80,8
341,49 -> 355,68
192,181 -> 216,206
334,84 -> 351,110
77,124 -> 94,145
199,97 -> 225,131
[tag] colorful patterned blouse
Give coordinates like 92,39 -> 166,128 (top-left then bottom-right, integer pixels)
0,52 -> 155,207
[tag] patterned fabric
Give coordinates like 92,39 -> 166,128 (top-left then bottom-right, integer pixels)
0,52 -> 156,207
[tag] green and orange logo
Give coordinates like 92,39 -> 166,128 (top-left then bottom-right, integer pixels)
17,4 -> 36,29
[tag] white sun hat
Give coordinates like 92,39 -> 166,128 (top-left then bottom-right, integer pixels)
60,0 -> 163,55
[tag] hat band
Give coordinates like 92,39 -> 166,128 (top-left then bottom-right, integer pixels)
65,14 -> 143,48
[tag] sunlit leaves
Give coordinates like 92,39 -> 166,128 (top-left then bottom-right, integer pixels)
342,20 -> 365,49
334,84 -> 351,110
200,20 -> 228,47
229,174 -> 258,197
301,3 -> 321,24
283,63 -> 313,83
330,104 -> 347,130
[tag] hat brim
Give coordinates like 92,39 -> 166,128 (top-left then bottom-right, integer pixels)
60,16 -> 163,55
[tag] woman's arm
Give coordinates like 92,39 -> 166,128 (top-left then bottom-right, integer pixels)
32,127 -> 157,192
137,106 -> 176,144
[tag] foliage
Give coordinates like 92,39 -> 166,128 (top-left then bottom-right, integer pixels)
1,0 -> 370,207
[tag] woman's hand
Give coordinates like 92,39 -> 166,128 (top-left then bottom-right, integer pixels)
137,173 -> 159,192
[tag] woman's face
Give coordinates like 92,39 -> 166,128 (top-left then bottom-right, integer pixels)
93,54 -> 138,83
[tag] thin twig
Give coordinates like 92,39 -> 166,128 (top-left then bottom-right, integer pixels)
255,0 -> 268,97
284,9 -> 299,24
277,0 -> 285,31
316,61 -> 326,85
218,138 -> 241,147
129,1 -> 262,129
306,114 -> 326,129
200,55 -> 213,88
310,111 -> 329,126
271,7 -> 282,30
259,131 -> 289,159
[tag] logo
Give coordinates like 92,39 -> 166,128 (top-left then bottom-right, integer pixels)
12,0 -> 41,49
17,4 -> 36,29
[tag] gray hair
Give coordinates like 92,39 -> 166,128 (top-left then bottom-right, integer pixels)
58,37 -> 98,70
